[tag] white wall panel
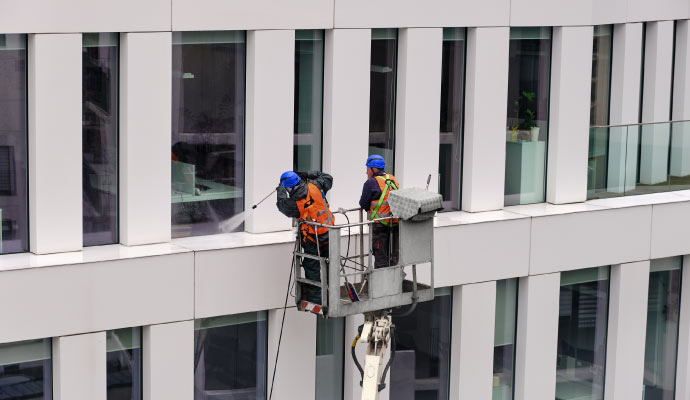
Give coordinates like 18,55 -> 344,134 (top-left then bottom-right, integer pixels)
449,282 -> 496,400
245,30 -> 295,233
676,255 -> 690,400
650,201 -> 690,258
322,29 -> 371,215
143,321 -> 194,400
394,28 -> 443,189
120,32 -> 172,246
627,0 -> 690,23
604,261 -> 649,400
343,313 -> 365,400
267,308 -> 316,400
592,0 -> 627,25
0,253 -> 194,344
172,0 -> 334,30
546,26 -> 594,204
671,21 -> 690,177
0,0 -> 170,33
28,34 -> 82,254
529,206 -> 652,274
462,27 -> 510,212
333,0 -> 509,28
514,273 -> 560,400
510,0 -> 592,26
53,332 -> 106,400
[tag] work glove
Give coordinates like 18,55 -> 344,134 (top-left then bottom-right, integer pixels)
276,185 -> 288,200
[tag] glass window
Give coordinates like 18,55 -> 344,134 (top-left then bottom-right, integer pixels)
369,28 -> 398,172
0,34 -> 28,254
643,257 -> 682,400
294,30 -> 324,172
194,312 -> 267,399
107,327 -> 141,400
557,267 -> 610,400
83,33 -> 119,247
504,27 -> 552,206
390,287 -> 452,400
172,31 -> 246,237
439,28 -> 466,212
493,279 -> 518,400
315,317 -> 344,400
0,338 -> 52,399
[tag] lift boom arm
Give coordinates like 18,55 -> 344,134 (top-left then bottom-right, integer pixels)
353,313 -> 395,400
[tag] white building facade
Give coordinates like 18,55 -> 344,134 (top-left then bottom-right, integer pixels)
0,0 -> 690,399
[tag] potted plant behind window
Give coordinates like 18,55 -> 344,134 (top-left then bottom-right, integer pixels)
516,91 -> 539,141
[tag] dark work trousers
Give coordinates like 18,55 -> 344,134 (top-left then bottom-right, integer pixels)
372,223 -> 399,268
301,237 -> 329,304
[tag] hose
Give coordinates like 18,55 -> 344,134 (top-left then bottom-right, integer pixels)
378,324 -> 396,392
352,324 -> 365,386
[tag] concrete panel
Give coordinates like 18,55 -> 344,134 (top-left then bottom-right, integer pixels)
510,0 -> 592,26
592,0 -> 627,25
529,206 -> 652,274
143,321 -> 194,400
53,332 -> 106,400
610,23 -> 644,125
434,218 -> 531,286
333,0 -> 509,28
343,313 -> 365,400
322,29 -> 371,214
172,0 -> 334,30
546,26 -> 594,204
394,28 -> 443,189
245,30 -> 295,233
449,282 -> 496,400
514,273 -> 560,400
676,255 -> 690,400
0,253 -> 194,344
650,201 -> 690,258
120,32 -> 172,246
604,261 -> 650,400
28,34 -> 82,254
194,243 -> 296,318
462,27 -> 510,212
627,0 -> 689,22
0,0 -> 171,33
267,308 -> 316,400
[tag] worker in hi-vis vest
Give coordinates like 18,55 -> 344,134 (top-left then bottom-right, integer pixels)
276,170 -> 334,305
359,155 -> 399,268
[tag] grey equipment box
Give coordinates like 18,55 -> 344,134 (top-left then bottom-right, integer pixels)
388,188 -> 442,266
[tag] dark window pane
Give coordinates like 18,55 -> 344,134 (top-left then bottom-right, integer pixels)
0,34 -> 28,254
439,28 -> 466,211
493,279 -> 518,400
107,327 -> 141,400
171,31 -> 246,237
505,27 -> 552,206
315,317 -> 344,400
83,32 -> 119,246
294,30 -> 324,172
194,312 -> 267,399
369,29 -> 398,173
0,338 -> 52,400
590,26 -> 613,127
390,288 -> 452,400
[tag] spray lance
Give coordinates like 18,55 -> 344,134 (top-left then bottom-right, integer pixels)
252,188 -> 277,209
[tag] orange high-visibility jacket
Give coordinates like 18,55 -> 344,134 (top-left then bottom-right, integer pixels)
368,174 -> 399,226
296,182 -> 334,242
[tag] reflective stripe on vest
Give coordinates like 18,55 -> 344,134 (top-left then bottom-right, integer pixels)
296,182 -> 334,241
369,174 -> 399,226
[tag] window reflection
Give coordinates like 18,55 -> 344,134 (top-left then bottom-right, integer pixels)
172,31 -> 246,237
493,279 -> 518,400
369,28 -> 398,173
439,28 -> 466,212
315,317 -> 344,400
390,288 -> 451,400
557,267 -> 610,400
83,33 -> 119,246
194,312 -> 267,399
505,27 -> 552,206
0,34 -> 28,254
107,327 -> 141,400
0,338 -> 52,400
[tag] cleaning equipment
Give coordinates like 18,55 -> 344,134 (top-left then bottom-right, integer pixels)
218,187 -> 277,233
252,188 -> 278,209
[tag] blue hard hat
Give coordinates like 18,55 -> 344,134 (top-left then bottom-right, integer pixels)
366,154 -> 385,169
280,171 -> 301,188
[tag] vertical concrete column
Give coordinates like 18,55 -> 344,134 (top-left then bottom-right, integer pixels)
143,321 -> 194,400
514,273 -> 560,400
120,32 -> 171,246
343,313 -> 366,400
640,21 -> 675,184
604,261 -> 650,400
394,28 -> 443,189
28,34 -> 82,254
671,21 -> 690,176
609,23 -> 644,192
546,26 -> 594,204
675,255 -> 690,400
323,29 -> 371,214
245,30 -> 295,233
461,27 -> 510,212
449,282 -> 496,400
267,308 -> 316,400
53,332 -> 106,400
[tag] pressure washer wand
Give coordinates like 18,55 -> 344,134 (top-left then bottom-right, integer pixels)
426,174 -> 432,190
252,188 -> 278,209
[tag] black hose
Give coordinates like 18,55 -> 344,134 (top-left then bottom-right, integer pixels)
352,324 -> 365,386
378,324 -> 396,392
